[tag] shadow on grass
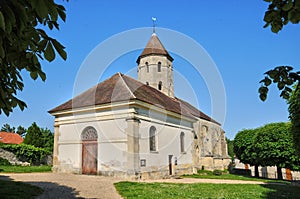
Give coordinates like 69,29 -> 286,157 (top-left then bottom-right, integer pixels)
0,175 -> 83,199
261,183 -> 300,199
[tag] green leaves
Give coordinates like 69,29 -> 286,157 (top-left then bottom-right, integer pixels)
234,122 -> 300,172
44,42 -> 55,62
0,0 -> 67,116
263,0 -> 300,33
258,66 -> 299,101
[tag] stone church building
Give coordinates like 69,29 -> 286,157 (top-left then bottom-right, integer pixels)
49,32 -> 230,179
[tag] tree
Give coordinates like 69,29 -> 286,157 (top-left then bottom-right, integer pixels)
225,137 -> 234,161
233,129 -> 260,177
16,125 -> 27,137
1,123 -> 15,132
254,122 -> 300,180
259,0 -> 300,153
23,122 -> 53,152
23,122 -> 44,148
0,0 -> 67,116
288,84 -> 300,154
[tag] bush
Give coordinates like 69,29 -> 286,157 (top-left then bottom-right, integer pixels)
0,143 -> 51,164
0,157 -> 11,166
213,170 -> 223,176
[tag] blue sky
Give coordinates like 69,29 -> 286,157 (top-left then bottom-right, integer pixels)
1,1 -> 299,139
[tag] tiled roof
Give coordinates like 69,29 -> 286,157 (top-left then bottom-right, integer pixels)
136,33 -> 173,64
49,73 -> 220,125
0,132 -> 23,144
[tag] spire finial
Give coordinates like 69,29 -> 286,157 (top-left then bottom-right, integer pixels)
152,17 -> 157,34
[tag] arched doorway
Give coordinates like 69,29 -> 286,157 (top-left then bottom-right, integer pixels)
81,127 -> 98,175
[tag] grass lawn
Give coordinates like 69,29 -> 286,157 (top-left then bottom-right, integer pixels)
0,165 -> 51,173
182,170 -> 290,183
0,179 -> 43,199
115,181 -> 300,199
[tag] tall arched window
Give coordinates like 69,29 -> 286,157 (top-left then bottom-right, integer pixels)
146,62 -> 149,73
158,81 -> 162,90
158,62 -> 161,72
149,126 -> 157,151
180,132 -> 185,153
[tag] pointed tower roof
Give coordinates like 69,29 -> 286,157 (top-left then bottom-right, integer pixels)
136,33 -> 174,64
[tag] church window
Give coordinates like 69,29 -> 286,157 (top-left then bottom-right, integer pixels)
180,132 -> 185,153
146,62 -> 149,72
149,126 -> 157,151
158,62 -> 161,72
158,81 -> 162,90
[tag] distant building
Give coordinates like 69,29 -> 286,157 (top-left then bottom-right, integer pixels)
0,132 -> 23,144
49,32 -> 230,179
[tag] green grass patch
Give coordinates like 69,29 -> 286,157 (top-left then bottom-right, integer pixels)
0,179 -> 43,199
0,165 -> 51,173
115,181 -> 300,199
182,170 -> 289,183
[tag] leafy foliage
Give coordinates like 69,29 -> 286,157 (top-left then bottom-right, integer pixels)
0,156 -> 11,166
288,84 -> 300,154
263,0 -> 300,33
226,137 -> 234,161
0,142 -> 50,164
0,123 -> 27,137
254,122 -> 300,171
259,66 -> 300,101
233,129 -> 259,166
0,0 -> 67,116
23,122 -> 53,152
234,122 -> 300,179
260,1 -> 300,154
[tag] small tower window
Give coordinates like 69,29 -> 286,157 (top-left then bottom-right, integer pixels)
158,81 -> 162,90
158,62 -> 161,72
146,62 -> 149,73
146,82 -> 149,85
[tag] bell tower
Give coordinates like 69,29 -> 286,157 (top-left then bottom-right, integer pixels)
137,33 -> 174,97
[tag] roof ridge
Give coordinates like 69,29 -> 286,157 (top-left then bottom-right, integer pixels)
118,73 -> 137,99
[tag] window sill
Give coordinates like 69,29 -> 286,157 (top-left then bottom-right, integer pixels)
150,151 -> 159,154
181,152 -> 187,154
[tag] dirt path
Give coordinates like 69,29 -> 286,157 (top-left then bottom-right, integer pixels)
0,173 -> 276,199
0,173 -> 123,199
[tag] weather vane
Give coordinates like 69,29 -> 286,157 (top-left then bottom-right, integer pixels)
152,17 -> 157,33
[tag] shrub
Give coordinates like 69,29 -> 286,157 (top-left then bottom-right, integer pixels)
0,143 -> 51,164
213,170 -> 223,176
0,157 -> 11,166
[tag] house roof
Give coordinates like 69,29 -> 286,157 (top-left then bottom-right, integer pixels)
0,132 -> 23,144
49,73 -> 220,125
136,33 -> 174,64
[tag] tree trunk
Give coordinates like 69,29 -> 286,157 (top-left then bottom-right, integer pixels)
254,165 -> 259,178
277,166 -> 283,180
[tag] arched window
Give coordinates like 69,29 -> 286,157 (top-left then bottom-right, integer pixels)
180,132 -> 185,153
146,62 -> 149,73
149,126 -> 157,151
158,81 -> 162,90
158,62 -> 161,72
146,82 -> 149,85
81,126 -> 98,141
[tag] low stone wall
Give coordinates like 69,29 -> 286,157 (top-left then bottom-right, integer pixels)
0,148 -> 53,166
0,148 -> 30,166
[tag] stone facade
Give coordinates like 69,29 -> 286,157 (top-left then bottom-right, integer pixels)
50,32 -> 230,179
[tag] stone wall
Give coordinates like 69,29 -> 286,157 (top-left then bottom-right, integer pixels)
0,148 -> 52,166
0,148 -> 30,166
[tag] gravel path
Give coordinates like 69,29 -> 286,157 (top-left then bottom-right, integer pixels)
0,173 -> 271,199
0,173 -> 123,199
